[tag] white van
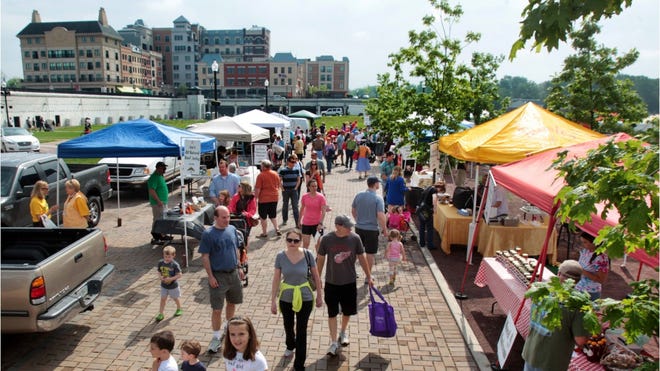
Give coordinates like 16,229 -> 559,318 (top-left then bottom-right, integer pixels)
321,107 -> 343,116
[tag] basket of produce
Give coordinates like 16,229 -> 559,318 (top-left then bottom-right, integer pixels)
600,343 -> 642,370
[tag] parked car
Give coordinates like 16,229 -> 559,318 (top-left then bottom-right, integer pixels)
1,227 -> 115,333
97,157 -> 180,189
321,107 -> 343,116
0,153 -> 113,227
1,127 -> 40,152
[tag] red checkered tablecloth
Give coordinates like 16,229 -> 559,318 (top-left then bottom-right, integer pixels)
568,351 -> 606,371
474,257 -> 554,339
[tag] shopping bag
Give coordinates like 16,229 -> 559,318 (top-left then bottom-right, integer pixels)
40,214 -> 58,229
368,286 -> 397,337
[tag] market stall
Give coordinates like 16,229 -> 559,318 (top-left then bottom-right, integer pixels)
152,203 -> 214,241
434,204 -> 471,254
477,219 -> 558,265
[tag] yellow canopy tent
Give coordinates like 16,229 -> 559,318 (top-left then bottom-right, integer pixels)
439,102 -> 604,164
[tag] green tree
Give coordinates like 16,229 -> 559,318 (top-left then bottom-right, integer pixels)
6,78 -> 22,89
498,75 -> 544,100
510,0 -> 633,58
367,0 -> 507,163
545,21 -> 647,133
619,75 -> 660,114
527,137 -> 659,348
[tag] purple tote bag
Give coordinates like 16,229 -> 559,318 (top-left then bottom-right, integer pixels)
368,286 -> 397,337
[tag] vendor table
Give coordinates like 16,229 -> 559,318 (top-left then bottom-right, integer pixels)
477,219 -> 558,265
433,204 -> 472,255
568,352 -> 605,371
151,203 -> 214,240
474,257 -> 555,339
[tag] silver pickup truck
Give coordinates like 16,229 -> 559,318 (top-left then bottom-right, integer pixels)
1,228 -> 114,333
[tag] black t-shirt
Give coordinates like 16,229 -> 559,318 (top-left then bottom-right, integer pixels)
418,186 -> 437,210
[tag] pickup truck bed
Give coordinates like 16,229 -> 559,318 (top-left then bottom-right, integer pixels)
1,228 -> 114,333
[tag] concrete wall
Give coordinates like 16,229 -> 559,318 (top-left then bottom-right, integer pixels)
2,91 -> 199,127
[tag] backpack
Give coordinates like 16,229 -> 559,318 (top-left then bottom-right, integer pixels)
452,186 -> 474,209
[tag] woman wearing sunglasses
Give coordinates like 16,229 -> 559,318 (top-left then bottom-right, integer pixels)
270,230 -> 323,371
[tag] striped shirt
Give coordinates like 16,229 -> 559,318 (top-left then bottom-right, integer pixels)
279,166 -> 301,191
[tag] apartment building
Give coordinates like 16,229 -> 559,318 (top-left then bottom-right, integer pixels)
152,28 -> 172,88
170,16 -> 199,89
304,55 -> 349,98
270,52 -> 304,98
118,19 -> 153,51
201,29 -> 243,62
223,62 -> 269,98
197,54 -> 224,96
17,8 -> 123,92
119,44 -> 163,94
243,25 -> 270,62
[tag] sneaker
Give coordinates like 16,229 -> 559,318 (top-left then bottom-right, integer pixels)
339,332 -> 350,346
174,308 -> 183,317
284,348 -> 294,357
155,313 -> 164,321
326,342 -> 339,356
208,337 -> 222,353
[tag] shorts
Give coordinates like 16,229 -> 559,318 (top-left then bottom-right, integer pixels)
356,227 -> 380,254
301,224 -> 318,235
258,202 -> 277,219
161,286 -> 181,299
324,282 -> 357,317
209,270 -> 243,310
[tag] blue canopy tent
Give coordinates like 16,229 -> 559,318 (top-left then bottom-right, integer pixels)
57,119 -> 216,264
57,118 -> 216,158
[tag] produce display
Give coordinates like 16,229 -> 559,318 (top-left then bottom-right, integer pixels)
494,249 -> 540,285
600,344 -> 642,370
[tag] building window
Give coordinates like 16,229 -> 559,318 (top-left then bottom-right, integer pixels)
25,63 -> 31,70
288,78 -> 292,85
288,67 -> 292,74
247,66 -> 256,74
88,62 -> 94,70
24,51 -> 29,58
116,64 -> 119,71
94,49 -> 100,57
225,38 -> 229,44
156,35 -> 161,41
173,65 -> 179,71
273,79 -> 278,86
184,56 -> 191,61
32,51 -> 38,59
106,62 -> 110,70
40,51 -> 46,57
225,48 -> 230,54
227,66 -> 234,74
235,37 -> 240,44
33,63 -> 40,71
273,67 -> 278,73
95,61 -> 101,68
165,36 -> 170,42
42,63 -> 47,70
27,38 -> 32,44
90,36 -> 95,42
35,38 -> 41,44
185,65 -> 191,70
237,66 -> 245,75
105,50 -> 109,58
173,56 -> 179,61
235,48 -> 240,54
165,46 -> 170,52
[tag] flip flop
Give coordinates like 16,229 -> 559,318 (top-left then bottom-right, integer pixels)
257,233 -> 268,238
276,230 -> 282,236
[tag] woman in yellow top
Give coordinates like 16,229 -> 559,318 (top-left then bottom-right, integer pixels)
30,180 -> 58,227
63,179 -> 90,228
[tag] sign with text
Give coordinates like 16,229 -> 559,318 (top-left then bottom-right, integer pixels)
496,312 -> 518,367
429,141 -> 440,171
399,145 -> 412,160
253,143 -> 269,165
182,139 -> 201,178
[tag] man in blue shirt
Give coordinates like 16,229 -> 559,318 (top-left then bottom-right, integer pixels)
199,206 -> 245,353
351,177 -> 388,280
209,160 -> 241,205
279,154 -> 302,228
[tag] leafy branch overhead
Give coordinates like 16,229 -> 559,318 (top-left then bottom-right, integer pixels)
510,0 -> 633,59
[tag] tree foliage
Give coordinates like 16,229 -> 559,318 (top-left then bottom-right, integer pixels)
366,0 -> 507,164
498,75 -> 547,100
527,136 -> 659,344
545,21 -> 647,133
510,0 -> 633,58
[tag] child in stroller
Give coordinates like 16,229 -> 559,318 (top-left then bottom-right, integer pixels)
387,206 -> 415,242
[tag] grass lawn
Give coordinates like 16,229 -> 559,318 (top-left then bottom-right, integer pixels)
314,115 -> 364,129
32,119 -> 200,143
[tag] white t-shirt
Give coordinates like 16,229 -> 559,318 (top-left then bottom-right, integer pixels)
224,350 -> 268,371
158,355 -> 178,371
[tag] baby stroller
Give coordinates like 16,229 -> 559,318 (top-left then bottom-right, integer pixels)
387,207 -> 416,243
230,214 -> 250,287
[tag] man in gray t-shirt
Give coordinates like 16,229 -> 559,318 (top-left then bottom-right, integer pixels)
317,215 -> 372,357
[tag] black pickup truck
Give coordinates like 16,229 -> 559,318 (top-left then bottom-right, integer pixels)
1,153 -> 113,227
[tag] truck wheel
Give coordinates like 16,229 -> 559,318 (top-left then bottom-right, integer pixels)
87,196 -> 102,227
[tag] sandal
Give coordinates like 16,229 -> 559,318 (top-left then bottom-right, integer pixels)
257,233 -> 268,238
276,230 -> 282,236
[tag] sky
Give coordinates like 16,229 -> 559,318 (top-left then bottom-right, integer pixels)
1,0 -> 658,89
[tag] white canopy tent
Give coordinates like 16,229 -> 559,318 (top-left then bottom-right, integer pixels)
187,116 -> 270,143
233,109 -> 290,129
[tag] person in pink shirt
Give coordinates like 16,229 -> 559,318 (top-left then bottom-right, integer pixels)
299,179 -> 327,249
385,229 -> 406,286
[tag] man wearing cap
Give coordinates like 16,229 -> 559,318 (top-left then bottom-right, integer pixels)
522,260 -> 589,371
209,160 -> 241,205
317,214 -> 372,357
148,161 -> 172,244
351,177 -> 388,277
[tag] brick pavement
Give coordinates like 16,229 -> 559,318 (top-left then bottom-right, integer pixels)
1,153 -> 487,371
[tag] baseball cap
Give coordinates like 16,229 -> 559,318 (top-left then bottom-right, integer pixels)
367,176 -> 380,187
558,260 -> 582,281
334,215 -> 355,228
156,161 -> 168,168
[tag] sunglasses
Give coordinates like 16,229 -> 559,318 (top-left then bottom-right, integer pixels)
286,238 -> 301,243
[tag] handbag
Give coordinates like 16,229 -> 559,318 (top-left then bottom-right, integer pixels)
304,249 -> 316,290
352,151 -> 359,160
368,286 -> 397,337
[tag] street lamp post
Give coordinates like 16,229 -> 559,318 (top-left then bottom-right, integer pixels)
211,60 -> 219,119
264,79 -> 269,113
1,81 -> 10,127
